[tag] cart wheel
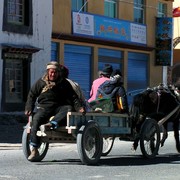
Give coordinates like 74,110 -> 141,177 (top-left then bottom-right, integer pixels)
102,137 -> 115,156
140,118 -> 160,158
22,125 -> 49,162
77,120 -> 103,165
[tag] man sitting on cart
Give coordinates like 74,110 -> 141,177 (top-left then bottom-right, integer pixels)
25,61 -> 85,161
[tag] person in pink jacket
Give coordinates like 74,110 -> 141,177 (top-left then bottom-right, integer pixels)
88,64 -> 113,102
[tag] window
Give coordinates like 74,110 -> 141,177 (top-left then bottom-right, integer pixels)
3,0 -> 33,34
7,0 -> 24,24
134,0 -> 145,24
104,0 -> 117,18
157,2 -> 167,17
71,0 -> 87,12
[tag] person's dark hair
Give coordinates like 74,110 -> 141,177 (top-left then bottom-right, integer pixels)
111,69 -> 122,77
100,64 -> 113,77
59,65 -> 69,78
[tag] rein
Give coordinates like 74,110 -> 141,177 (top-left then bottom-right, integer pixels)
156,91 -> 161,113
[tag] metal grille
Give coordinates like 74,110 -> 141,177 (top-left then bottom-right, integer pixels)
5,59 -> 23,103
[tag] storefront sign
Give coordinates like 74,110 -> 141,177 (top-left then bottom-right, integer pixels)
155,17 -> 173,66
72,11 -> 147,45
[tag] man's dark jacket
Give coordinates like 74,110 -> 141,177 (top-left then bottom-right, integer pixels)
25,78 -> 83,112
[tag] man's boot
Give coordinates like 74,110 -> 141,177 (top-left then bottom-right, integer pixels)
28,147 -> 39,161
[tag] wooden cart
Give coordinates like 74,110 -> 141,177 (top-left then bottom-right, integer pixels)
22,111 -> 161,165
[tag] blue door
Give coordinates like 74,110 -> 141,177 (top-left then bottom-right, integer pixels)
127,52 -> 149,104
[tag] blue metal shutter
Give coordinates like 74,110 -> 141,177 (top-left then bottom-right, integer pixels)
64,44 -> 92,99
98,48 -> 123,72
127,52 -> 149,104
51,42 -> 58,61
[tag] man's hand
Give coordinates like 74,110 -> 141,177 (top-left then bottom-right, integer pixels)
25,110 -> 32,116
78,107 -> 86,115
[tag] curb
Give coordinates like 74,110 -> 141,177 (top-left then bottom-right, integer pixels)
0,143 -> 72,150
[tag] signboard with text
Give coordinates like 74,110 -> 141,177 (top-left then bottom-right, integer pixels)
155,17 -> 173,66
72,12 -> 147,45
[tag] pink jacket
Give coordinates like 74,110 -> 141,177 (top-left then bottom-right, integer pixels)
88,76 -> 110,102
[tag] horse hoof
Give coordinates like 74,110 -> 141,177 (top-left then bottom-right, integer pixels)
131,147 -> 136,153
131,144 -> 138,152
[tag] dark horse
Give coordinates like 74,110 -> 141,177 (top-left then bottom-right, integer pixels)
130,84 -> 180,152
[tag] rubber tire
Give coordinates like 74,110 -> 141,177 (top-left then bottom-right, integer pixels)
77,121 -> 103,165
101,137 -> 115,156
22,125 -> 49,162
140,118 -> 160,158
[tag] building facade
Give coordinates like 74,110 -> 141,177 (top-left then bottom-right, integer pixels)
51,0 -> 174,103
0,0 -> 52,112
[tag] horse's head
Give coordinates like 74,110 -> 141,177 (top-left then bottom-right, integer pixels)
167,84 -> 180,103
154,84 -> 180,115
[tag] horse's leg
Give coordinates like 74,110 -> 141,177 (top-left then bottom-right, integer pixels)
173,119 -> 180,153
131,120 -> 142,151
160,123 -> 168,147
132,138 -> 139,151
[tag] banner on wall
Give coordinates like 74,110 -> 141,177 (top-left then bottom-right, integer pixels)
155,17 -> 173,66
72,12 -> 94,36
72,11 -> 147,45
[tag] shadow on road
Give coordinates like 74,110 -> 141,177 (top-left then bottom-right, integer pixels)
35,153 -> 180,166
99,153 -> 180,166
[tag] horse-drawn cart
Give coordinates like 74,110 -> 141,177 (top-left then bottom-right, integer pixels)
22,111 -> 161,165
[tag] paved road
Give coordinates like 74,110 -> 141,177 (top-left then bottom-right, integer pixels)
1,134 -> 180,180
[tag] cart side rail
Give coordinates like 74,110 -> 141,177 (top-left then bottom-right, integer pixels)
66,112 -> 131,135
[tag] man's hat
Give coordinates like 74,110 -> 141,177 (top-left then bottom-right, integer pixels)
46,61 -> 59,70
101,64 -> 113,75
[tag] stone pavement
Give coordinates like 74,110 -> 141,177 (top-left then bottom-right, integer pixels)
0,112 -> 27,146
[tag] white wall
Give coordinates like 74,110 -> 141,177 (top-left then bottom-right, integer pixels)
0,0 -> 52,110
30,0 -> 52,83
